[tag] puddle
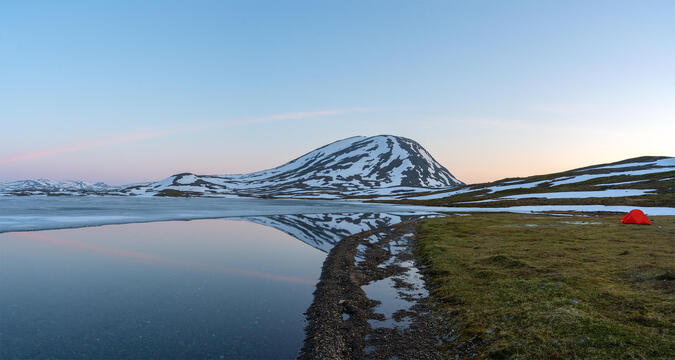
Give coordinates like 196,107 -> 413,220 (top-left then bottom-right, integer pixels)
360,232 -> 430,331
560,221 -> 602,225
363,276 -> 414,328
301,218 -> 444,359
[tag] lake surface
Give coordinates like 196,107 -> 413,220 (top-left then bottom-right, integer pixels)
0,212 -> 432,359
0,196 -> 445,233
2,196 -> 670,235
0,219 -> 326,359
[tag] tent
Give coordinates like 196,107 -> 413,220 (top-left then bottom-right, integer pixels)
620,209 -> 652,225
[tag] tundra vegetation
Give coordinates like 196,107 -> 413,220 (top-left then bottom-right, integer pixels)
417,213 -> 674,359
393,156 -> 674,208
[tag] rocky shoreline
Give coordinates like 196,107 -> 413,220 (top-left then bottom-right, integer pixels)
298,220 -> 444,359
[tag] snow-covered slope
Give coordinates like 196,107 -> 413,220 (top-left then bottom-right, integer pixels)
0,179 -> 116,195
400,156 -> 674,206
120,135 -> 463,198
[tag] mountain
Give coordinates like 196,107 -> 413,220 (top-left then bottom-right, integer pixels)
117,135 -> 463,198
0,179 -> 116,195
394,156 -> 675,207
6,135 -> 669,205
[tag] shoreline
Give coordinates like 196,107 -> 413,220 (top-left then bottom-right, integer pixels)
299,220 -> 444,359
2,196 -> 674,234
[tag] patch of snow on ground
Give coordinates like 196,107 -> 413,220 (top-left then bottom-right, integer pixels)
455,198 -> 500,204
498,189 -> 655,200
592,161 -> 658,170
406,187 -> 477,200
590,158 -> 673,171
356,244 -> 369,259
176,174 -> 197,184
549,167 -> 675,186
594,180 -> 649,186
655,158 -> 675,167
484,180 -> 550,193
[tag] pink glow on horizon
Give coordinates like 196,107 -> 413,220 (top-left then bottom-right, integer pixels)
0,131 -> 171,165
13,231 -> 173,263
11,231 -> 316,286
0,108 -> 366,168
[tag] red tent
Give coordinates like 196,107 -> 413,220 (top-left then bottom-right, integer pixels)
620,209 -> 652,225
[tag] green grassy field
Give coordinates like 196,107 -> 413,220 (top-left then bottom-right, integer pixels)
417,213 -> 674,359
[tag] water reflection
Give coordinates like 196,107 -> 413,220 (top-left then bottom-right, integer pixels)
240,211 -> 437,252
0,211 -> 435,359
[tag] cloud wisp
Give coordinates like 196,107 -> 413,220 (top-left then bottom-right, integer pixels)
0,108 -> 368,165
0,131 -> 171,165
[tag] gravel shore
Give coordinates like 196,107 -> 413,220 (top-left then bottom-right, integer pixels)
298,220 -> 444,359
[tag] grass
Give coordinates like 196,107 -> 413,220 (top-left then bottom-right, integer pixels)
416,213 -> 675,359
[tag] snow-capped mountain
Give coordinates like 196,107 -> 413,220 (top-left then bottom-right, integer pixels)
0,179 -> 116,195
120,135 -> 463,198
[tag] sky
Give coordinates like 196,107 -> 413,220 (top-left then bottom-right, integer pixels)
1,0 -> 674,185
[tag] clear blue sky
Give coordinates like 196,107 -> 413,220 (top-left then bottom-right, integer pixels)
1,0 -> 673,184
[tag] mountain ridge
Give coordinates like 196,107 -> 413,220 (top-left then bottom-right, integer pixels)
1,137 -> 672,205
0,135 -> 464,198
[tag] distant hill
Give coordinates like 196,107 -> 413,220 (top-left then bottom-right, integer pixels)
0,179 -> 116,195
391,156 -> 674,207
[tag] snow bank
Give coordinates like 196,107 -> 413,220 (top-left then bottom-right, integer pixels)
594,180 -> 648,186
484,180 -> 549,193
549,167 -> 675,186
498,189 -> 656,200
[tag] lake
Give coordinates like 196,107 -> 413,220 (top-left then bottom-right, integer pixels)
0,212 -> 427,359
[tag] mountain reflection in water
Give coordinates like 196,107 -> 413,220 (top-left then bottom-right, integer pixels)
239,211 -> 438,252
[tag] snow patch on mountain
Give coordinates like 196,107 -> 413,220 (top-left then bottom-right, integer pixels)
485,189 -> 656,201
398,156 -> 674,201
